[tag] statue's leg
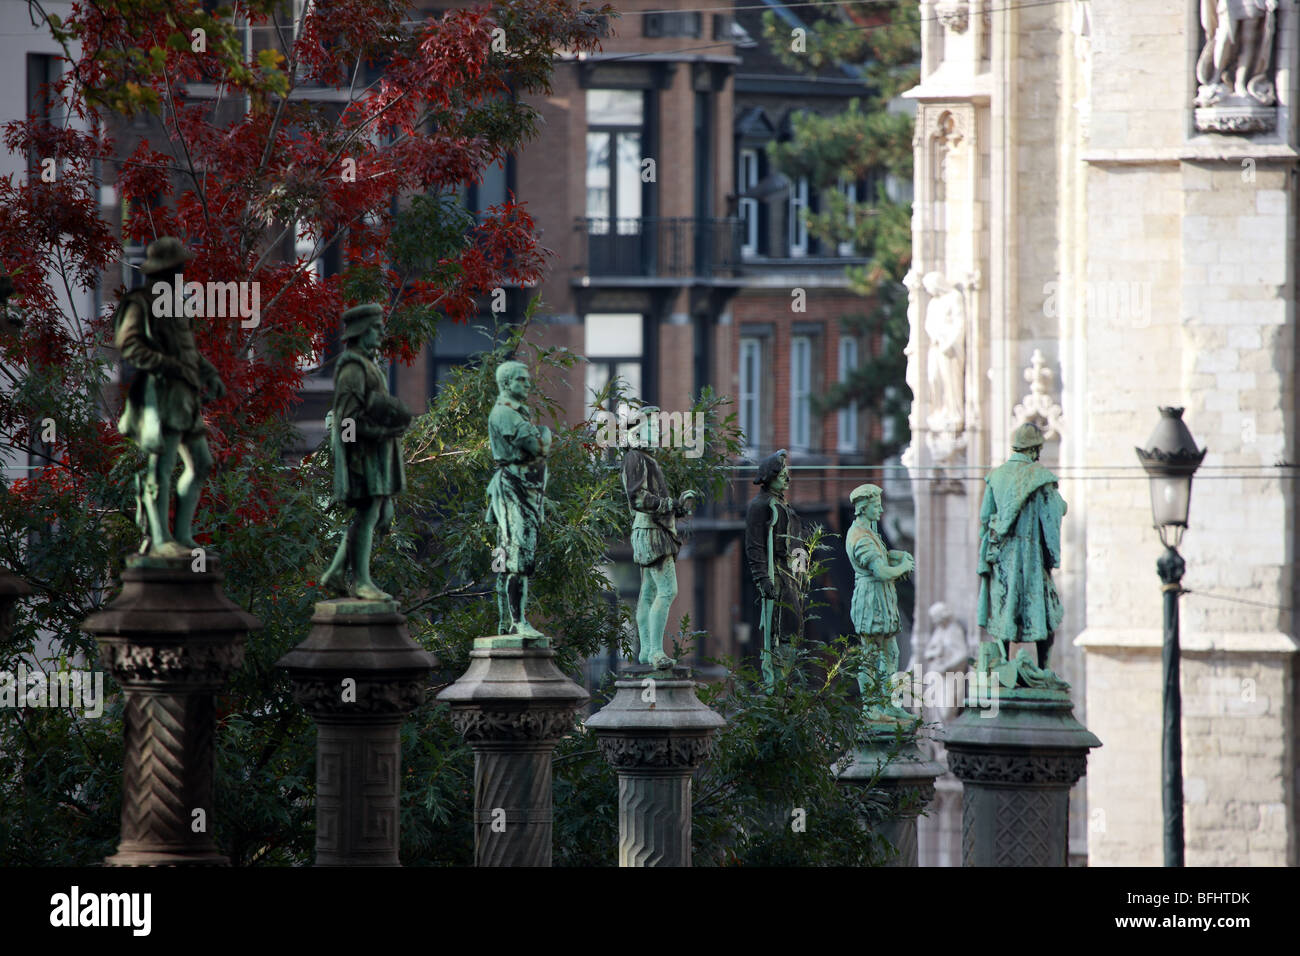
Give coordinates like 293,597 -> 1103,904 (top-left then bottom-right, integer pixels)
1235,22 -> 1257,96
320,521 -> 353,595
505,573 -> 525,634
644,558 -> 677,667
172,434 -> 212,549
144,432 -> 181,554
496,573 -> 509,634
636,565 -> 655,664
1040,630 -> 1054,669
761,614 -> 775,690
352,497 -> 390,600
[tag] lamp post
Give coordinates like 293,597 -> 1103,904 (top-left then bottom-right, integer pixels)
1135,406 -> 1206,868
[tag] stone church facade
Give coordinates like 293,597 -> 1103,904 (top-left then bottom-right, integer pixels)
905,0 -> 1297,865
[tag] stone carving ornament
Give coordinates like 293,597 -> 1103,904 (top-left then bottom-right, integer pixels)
449,706 -> 577,743
1012,349 -> 1064,441
595,734 -> 716,770
1195,0 -> 1279,132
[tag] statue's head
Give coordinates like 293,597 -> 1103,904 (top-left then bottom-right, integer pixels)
929,601 -> 953,625
140,236 -> 195,286
496,360 -> 531,401
754,449 -> 789,493
342,303 -> 384,350
921,270 -> 946,297
633,406 -> 661,449
849,483 -> 883,521
1011,422 -> 1045,458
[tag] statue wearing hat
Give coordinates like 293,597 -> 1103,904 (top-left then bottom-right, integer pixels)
320,304 -> 412,601
620,408 -> 699,669
744,449 -> 804,689
112,237 -> 226,559
486,359 -> 552,637
846,483 -> 915,721
976,422 -> 1069,689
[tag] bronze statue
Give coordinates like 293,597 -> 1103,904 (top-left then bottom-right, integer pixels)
846,483 -> 914,721
745,449 -> 804,688
977,421 -> 1068,687
620,408 -> 698,668
320,304 -> 411,601
486,360 -> 551,637
112,237 -> 226,558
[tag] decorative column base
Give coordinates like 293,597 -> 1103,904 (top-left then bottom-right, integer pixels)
836,722 -> 944,867
277,598 -> 436,866
944,687 -> 1101,866
82,555 -> 260,867
436,635 -> 588,867
587,665 -> 725,867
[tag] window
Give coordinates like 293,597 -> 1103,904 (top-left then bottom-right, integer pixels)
837,176 -> 858,257
788,176 -> 809,257
585,313 -> 644,416
837,336 -> 859,452
739,337 -> 763,457
789,335 -> 812,451
586,90 -> 644,235
26,54 -> 60,172
738,148 -> 760,257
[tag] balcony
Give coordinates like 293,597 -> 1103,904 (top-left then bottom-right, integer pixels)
575,217 -> 744,280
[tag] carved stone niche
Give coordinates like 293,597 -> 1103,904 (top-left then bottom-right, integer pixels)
936,0 -> 970,34
1193,0 -> 1279,134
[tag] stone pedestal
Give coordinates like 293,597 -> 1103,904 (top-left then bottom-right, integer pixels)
0,566 -> 32,640
586,665 -> 725,867
436,635 -> 587,867
277,598 -> 435,867
82,555 -> 260,866
944,688 -> 1100,866
836,723 -> 944,866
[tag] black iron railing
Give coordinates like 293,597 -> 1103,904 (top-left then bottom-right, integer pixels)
576,217 -> 743,279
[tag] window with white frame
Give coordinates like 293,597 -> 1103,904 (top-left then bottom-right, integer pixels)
789,335 -> 812,451
738,148 -> 760,257
584,313 -> 644,416
739,337 -> 763,456
788,176 -> 809,257
837,336 -> 859,452
837,176 -> 857,257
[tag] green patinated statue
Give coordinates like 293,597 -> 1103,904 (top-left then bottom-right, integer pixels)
112,237 -> 226,559
977,421 -> 1069,689
620,408 -> 699,669
847,483 -> 915,721
486,360 -> 552,637
745,449 -> 804,689
320,304 -> 412,601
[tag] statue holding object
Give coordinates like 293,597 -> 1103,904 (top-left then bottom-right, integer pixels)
846,483 -> 915,722
112,237 -> 227,559
486,360 -> 552,637
620,408 -> 699,669
320,304 -> 412,601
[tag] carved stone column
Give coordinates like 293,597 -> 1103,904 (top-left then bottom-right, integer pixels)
944,687 -> 1100,866
836,725 -> 944,866
586,666 -> 725,867
82,556 -> 260,866
436,636 -> 588,867
277,598 -> 435,866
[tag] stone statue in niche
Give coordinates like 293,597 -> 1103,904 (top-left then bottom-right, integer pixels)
914,601 -> 970,725
903,269 -> 921,426
922,271 -> 966,435
1195,0 -> 1278,131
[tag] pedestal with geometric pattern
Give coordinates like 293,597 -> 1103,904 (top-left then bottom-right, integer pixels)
835,724 -> 944,867
277,598 -> 436,867
436,635 -> 587,867
82,555 -> 260,866
586,665 -> 725,867
944,688 -> 1100,867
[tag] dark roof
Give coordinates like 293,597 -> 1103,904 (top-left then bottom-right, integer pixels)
733,0 -> 865,83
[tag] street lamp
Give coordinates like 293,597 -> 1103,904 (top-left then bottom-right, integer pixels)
1135,406 -> 1206,867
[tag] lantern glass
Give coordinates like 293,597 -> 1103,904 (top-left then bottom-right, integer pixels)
1149,473 -> 1192,531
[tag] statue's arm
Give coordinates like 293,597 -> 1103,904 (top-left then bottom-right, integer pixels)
744,498 -> 774,592
335,364 -> 388,441
115,302 -> 183,379
623,453 -> 673,514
